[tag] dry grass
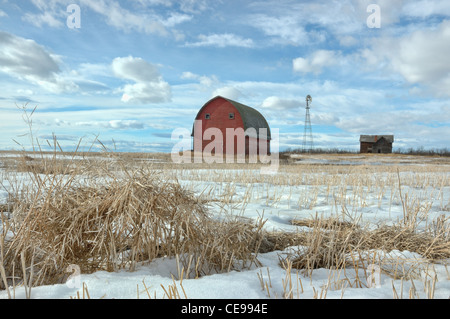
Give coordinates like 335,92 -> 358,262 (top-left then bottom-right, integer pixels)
285,215 -> 449,277
0,150 -> 266,290
255,213 -> 449,299
288,216 -> 365,272
1,145 -> 449,298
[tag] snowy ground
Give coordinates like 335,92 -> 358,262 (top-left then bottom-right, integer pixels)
0,153 -> 449,300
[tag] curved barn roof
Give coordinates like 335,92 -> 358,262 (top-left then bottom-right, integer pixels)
192,96 -> 271,140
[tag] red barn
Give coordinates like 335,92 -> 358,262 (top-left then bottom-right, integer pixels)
191,96 -> 271,156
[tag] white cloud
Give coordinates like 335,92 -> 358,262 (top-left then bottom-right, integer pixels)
312,113 -> 340,126
177,0 -> 210,14
260,96 -> 299,111
246,0 -> 442,47
75,120 -> 145,130
181,72 -> 218,86
0,31 -> 78,93
246,1 -> 373,45
160,13 -> 192,27
362,20 -> 450,97
134,0 -> 173,7
293,50 -> 342,75
136,0 -> 211,13
180,71 -> 198,80
23,0 -> 193,36
0,31 -> 60,79
112,56 -> 171,103
79,0 -> 169,36
391,22 -> 450,83
22,11 -> 64,28
339,35 -> 358,47
120,81 -> 171,104
185,33 -> 254,48
259,96 -> 340,124
23,0 -> 75,28
112,56 -> 161,82
248,14 -> 310,46
402,0 -> 450,18
36,74 -> 79,93
212,86 -> 243,100
77,63 -> 112,78
105,120 -> 145,130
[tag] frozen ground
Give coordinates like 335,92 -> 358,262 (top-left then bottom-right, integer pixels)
0,152 -> 449,300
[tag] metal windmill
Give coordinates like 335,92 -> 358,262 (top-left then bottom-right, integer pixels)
302,95 -> 314,153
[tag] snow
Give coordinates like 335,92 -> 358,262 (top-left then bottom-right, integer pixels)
0,153 -> 449,300
3,250 -> 449,300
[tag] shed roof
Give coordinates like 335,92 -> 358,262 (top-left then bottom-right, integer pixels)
193,96 -> 271,140
360,135 -> 394,143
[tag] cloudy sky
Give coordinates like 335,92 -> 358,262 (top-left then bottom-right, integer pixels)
0,0 -> 449,153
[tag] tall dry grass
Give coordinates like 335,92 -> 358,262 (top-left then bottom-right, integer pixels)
288,215 -> 449,273
0,105 -> 265,293
255,212 -> 449,298
2,149 -> 449,291
0,147 -> 266,291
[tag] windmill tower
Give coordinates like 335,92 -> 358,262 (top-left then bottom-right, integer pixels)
302,95 -> 314,153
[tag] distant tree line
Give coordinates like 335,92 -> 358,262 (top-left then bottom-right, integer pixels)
282,147 -> 450,157
393,147 -> 450,157
282,147 -> 358,155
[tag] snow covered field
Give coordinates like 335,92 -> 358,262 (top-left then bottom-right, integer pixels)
0,152 -> 449,300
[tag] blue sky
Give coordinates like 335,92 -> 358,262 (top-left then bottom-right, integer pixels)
0,0 -> 449,153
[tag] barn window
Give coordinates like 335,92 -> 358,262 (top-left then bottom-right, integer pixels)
229,113 -> 235,119
205,113 -> 210,119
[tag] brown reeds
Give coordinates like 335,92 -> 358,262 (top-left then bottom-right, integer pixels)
287,215 -> 449,276
288,216 -> 364,273
0,152 -> 266,290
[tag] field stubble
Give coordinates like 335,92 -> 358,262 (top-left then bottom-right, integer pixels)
0,150 -> 449,298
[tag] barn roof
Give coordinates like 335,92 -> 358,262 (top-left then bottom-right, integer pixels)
360,135 -> 394,143
193,96 -> 271,140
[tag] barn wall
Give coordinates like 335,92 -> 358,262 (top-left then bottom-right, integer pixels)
193,97 -> 270,155
198,98 -> 243,154
360,141 -> 392,154
360,142 -> 373,153
372,139 -> 393,154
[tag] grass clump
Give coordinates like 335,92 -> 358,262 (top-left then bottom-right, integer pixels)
0,152 -> 265,289
286,215 -> 449,275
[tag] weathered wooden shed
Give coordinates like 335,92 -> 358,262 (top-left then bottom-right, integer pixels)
360,135 -> 394,153
191,96 -> 271,155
